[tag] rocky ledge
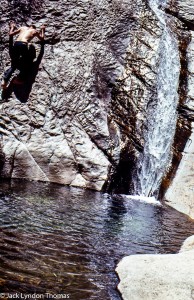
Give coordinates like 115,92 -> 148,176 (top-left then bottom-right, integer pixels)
116,235 -> 194,300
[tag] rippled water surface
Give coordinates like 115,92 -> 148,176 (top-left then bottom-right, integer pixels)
0,180 -> 194,299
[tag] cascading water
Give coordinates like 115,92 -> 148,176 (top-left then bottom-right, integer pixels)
134,0 -> 180,197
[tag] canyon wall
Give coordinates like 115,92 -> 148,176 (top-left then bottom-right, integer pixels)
0,0 -> 194,206
0,0 -> 162,192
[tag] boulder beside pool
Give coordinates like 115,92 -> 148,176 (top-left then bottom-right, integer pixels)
116,235 -> 194,300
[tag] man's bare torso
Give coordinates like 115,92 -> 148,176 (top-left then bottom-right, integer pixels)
16,27 -> 37,43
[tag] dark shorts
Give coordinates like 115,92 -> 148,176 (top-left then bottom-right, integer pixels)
12,41 -> 29,63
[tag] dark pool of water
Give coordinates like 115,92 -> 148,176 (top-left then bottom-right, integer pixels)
0,180 -> 194,299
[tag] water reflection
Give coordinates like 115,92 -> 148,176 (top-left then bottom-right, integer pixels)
0,179 -> 194,299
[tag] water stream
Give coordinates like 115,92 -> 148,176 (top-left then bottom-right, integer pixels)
134,0 -> 180,197
0,180 -> 194,299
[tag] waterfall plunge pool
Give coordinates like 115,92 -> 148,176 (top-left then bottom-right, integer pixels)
0,179 -> 194,300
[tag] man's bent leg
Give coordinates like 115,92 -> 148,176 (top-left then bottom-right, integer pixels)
2,42 -> 29,89
2,66 -> 16,89
4,66 -> 16,82
1,42 -> 23,89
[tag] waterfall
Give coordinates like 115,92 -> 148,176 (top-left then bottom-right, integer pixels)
134,0 -> 180,197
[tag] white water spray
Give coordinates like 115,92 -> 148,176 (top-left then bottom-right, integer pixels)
134,0 -> 180,197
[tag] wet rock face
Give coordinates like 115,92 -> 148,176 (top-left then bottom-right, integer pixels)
0,0 -> 161,191
168,0 -> 194,27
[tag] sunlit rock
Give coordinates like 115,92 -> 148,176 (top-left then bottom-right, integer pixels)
116,235 -> 194,300
165,122 -> 194,219
180,235 -> 194,252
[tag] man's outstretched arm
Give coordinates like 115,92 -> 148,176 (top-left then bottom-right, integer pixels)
36,25 -> 46,41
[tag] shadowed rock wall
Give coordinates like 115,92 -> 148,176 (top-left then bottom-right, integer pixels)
161,0 -> 194,218
0,0 -> 162,191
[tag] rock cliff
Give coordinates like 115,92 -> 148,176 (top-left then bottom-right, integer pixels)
0,0 -> 162,192
0,0 -> 194,203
